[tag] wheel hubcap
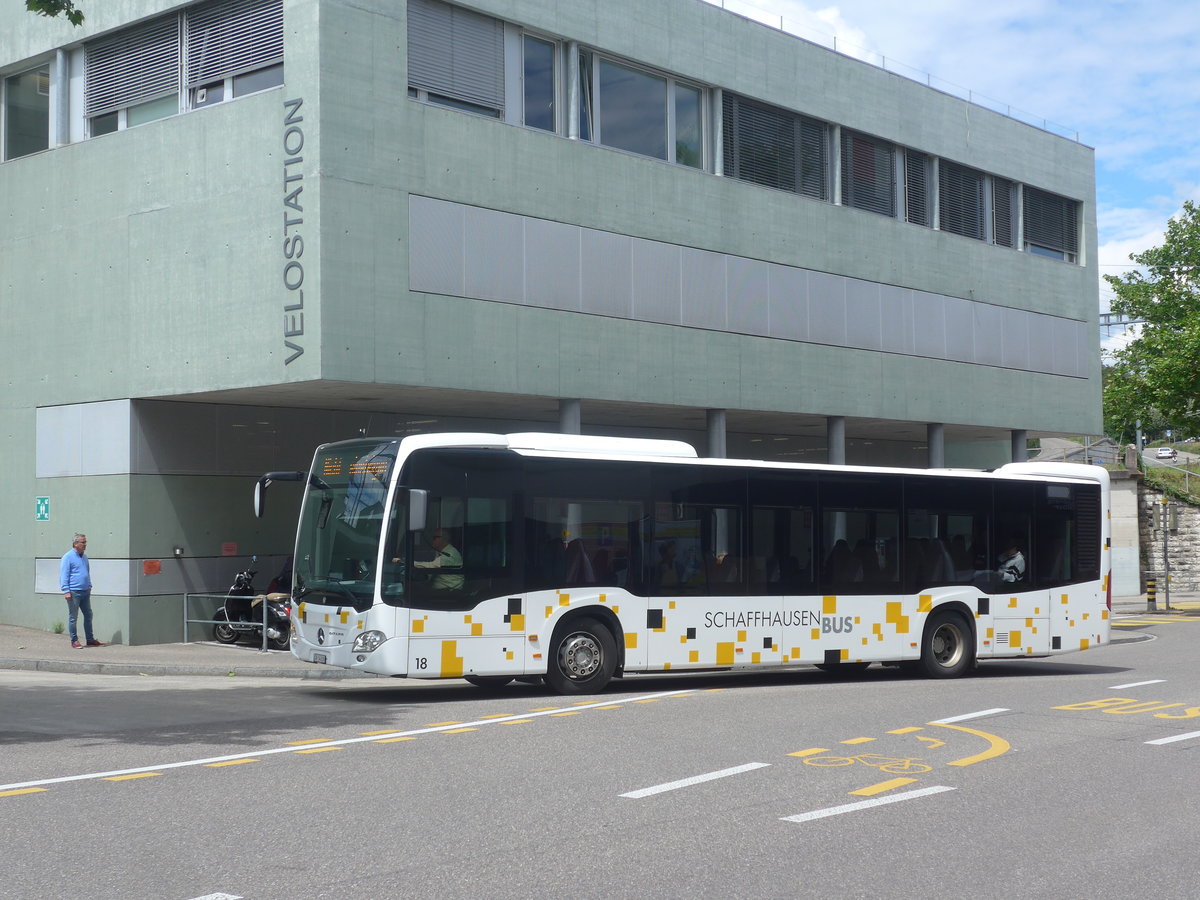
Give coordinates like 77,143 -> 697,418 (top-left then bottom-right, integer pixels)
560,633 -> 601,680
932,624 -> 963,667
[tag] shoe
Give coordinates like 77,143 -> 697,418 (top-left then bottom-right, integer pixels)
71,641 -> 82,649
86,640 -> 104,647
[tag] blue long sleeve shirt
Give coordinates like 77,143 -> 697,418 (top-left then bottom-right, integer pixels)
60,550 -> 92,593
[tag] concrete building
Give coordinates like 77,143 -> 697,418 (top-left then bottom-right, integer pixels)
0,0 -> 1099,641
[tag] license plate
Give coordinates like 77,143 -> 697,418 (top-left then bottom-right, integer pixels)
313,653 -> 327,665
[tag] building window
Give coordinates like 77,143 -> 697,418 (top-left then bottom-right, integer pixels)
408,0 -> 505,118
903,150 -> 932,227
83,0 -> 283,138
674,82 -> 703,169
523,35 -> 556,132
938,159 -> 985,241
1023,186 -> 1079,262
3,65 -> 50,160
85,15 -> 180,135
841,129 -> 895,217
722,92 -> 828,200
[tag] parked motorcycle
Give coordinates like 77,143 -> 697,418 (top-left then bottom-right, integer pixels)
212,556 -> 291,651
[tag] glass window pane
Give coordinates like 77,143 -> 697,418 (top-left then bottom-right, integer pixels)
233,63 -> 284,97
523,36 -> 555,132
90,112 -> 119,137
127,93 -> 178,127
192,80 -> 225,108
4,67 -> 50,160
598,59 -> 666,159
674,83 -> 702,168
578,51 -> 593,141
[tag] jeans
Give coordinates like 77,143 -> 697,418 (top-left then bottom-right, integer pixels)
67,590 -> 94,643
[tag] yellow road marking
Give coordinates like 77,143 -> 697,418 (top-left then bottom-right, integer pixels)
530,707 -> 559,712
479,714 -> 514,719
358,729 -> 397,736
205,759 -> 258,767
841,737 -> 875,745
551,711 -> 582,717
500,719 -> 533,725
286,738 -> 333,746
425,721 -> 462,727
788,747 -> 830,757
0,788 -> 47,798
594,705 -> 622,711
887,727 -> 922,735
374,736 -> 416,744
296,747 -> 341,754
931,722 -> 1011,766
104,773 -> 161,781
851,777 -> 918,796
634,698 -> 661,704
442,728 -> 478,734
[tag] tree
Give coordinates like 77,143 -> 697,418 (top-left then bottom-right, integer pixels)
1104,200 -> 1200,443
26,0 -> 84,26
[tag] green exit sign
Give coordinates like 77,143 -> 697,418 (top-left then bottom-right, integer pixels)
35,496 -> 50,522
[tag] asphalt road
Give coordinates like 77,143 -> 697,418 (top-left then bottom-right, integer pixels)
3,616 -> 1199,900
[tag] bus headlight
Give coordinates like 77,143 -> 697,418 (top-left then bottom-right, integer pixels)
352,630 -> 386,653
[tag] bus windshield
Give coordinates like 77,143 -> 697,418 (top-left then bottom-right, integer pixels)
294,440 -> 399,611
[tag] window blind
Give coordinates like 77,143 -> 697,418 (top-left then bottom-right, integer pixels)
938,160 -> 985,241
186,0 -> 283,87
904,150 -> 931,227
841,129 -> 895,217
408,0 -> 504,112
1023,186 -> 1079,257
992,177 -> 1015,248
85,16 -> 180,117
722,92 -> 827,200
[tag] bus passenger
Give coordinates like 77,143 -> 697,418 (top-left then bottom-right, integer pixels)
997,540 -> 1026,583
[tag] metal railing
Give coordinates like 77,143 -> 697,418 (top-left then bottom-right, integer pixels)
183,592 -> 277,652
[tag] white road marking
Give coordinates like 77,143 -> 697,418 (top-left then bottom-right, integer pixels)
781,785 -> 956,823
930,708 -> 1009,724
1109,679 -> 1166,689
1146,730 -> 1200,746
620,763 -> 771,799
186,894 -> 243,899
0,689 -> 694,793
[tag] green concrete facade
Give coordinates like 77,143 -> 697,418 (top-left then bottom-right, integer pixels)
1,0 -> 1099,641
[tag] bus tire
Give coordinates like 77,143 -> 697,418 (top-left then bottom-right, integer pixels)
919,610 -> 973,678
546,617 -> 617,694
464,675 -> 514,689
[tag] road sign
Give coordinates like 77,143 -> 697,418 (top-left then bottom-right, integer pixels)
35,497 -> 50,522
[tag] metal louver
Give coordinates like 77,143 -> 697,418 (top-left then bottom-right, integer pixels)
408,0 -> 504,112
85,16 -> 180,118
186,0 -> 283,87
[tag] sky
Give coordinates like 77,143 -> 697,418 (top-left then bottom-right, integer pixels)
705,0 -> 1200,355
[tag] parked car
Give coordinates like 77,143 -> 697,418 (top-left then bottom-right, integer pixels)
1155,447 -> 1177,460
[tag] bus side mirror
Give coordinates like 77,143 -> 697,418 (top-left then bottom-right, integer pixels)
254,471 -> 308,518
409,489 -> 428,532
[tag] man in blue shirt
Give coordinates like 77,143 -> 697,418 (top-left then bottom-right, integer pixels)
60,533 -> 102,648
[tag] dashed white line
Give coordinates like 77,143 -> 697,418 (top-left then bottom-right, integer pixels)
930,708 -> 1009,724
1146,730 -> 1200,746
1109,679 -> 1166,689
781,786 -> 956,823
620,763 -> 771,799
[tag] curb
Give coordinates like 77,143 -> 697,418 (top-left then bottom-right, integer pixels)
0,658 -> 374,679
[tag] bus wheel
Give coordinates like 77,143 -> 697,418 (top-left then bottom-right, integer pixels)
919,610 -> 973,678
546,617 -> 617,694
464,675 -> 514,689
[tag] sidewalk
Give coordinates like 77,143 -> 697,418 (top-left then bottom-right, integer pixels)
1,594 -> 1195,680
0,623 -> 368,679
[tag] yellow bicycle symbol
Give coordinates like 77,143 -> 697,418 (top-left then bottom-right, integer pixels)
803,753 -> 932,774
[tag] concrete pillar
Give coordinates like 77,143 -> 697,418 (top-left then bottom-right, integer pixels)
559,399 -> 581,434
1011,430 -> 1028,462
927,423 -> 945,468
827,416 -> 846,465
706,409 -> 727,458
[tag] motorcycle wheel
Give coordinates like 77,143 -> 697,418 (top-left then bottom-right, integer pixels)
212,610 -> 239,644
269,631 -> 290,651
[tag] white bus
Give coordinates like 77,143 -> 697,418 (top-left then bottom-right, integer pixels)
256,432 -> 1111,693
